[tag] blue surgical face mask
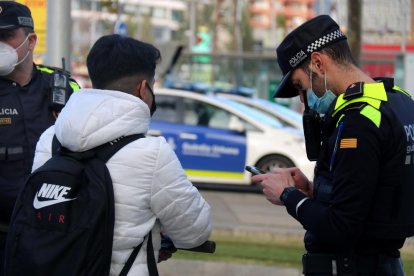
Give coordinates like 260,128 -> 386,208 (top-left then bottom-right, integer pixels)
307,89 -> 318,109
309,67 -> 337,114
311,90 -> 336,114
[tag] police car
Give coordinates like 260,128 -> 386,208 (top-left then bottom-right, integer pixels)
218,93 -> 303,130
149,88 -> 314,186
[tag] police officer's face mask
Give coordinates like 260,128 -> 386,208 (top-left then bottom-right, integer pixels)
309,67 -> 336,115
0,34 -> 31,76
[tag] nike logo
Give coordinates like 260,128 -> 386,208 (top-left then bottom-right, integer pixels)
33,195 -> 76,209
33,183 -> 77,209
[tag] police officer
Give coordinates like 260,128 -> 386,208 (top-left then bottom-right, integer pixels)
0,1 -> 79,270
253,15 -> 414,275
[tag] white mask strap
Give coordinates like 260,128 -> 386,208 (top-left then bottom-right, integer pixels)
15,34 -> 31,50
309,62 -> 313,92
14,50 -> 30,67
14,34 -> 32,67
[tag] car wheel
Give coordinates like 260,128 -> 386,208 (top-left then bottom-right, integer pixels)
251,155 -> 295,191
255,154 -> 295,172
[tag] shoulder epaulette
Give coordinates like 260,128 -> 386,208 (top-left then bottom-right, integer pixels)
343,82 -> 364,100
373,77 -> 394,90
36,64 -> 81,91
36,64 -> 71,76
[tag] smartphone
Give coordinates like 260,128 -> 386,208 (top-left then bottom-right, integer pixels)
245,165 -> 265,175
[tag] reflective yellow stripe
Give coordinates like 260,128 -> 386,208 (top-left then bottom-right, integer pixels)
360,105 -> 381,128
333,96 -> 382,117
393,86 -> 411,97
185,170 -> 245,179
336,114 -> 345,128
69,81 -> 80,91
36,65 -> 80,91
333,82 -> 388,117
363,82 -> 388,101
36,65 -> 54,73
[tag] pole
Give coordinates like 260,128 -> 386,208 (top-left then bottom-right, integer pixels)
347,0 -> 362,66
90,0 -> 97,48
212,0 -> 222,54
45,0 -> 72,70
189,0 -> 196,51
401,0 -> 407,54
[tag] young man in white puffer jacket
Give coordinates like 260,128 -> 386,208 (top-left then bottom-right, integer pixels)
32,34 -> 212,276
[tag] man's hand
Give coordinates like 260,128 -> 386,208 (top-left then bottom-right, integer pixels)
252,168 -> 296,205
158,247 -> 177,263
284,167 -> 313,198
159,234 -> 178,263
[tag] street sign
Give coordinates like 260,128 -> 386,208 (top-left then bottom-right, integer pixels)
114,20 -> 128,36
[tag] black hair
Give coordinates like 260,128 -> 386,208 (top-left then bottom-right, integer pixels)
86,34 -> 161,89
0,27 -> 33,40
22,27 -> 34,36
299,40 -> 356,74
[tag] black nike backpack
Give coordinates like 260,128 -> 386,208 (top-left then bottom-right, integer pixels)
4,134 -> 158,276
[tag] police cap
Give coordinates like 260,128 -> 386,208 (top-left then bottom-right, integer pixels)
0,1 -> 34,31
274,15 -> 346,98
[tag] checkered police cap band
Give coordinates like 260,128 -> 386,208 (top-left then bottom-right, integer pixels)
306,29 -> 346,53
274,15 -> 347,98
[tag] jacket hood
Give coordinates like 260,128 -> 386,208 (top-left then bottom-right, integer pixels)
55,88 -> 150,151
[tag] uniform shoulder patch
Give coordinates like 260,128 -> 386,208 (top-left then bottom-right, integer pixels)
340,138 -> 357,149
343,82 -> 364,100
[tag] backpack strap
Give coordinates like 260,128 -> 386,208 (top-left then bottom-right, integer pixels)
119,231 -> 159,276
94,134 -> 145,163
52,135 -> 60,155
51,134 -> 145,159
51,134 -> 152,275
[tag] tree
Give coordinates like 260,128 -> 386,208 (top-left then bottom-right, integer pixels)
348,0 -> 362,66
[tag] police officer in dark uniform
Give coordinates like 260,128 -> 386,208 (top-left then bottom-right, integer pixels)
253,15 -> 414,275
0,1 -> 79,271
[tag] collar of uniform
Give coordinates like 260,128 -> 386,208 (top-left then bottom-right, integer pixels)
0,63 -> 38,87
363,82 -> 388,101
333,82 -> 388,115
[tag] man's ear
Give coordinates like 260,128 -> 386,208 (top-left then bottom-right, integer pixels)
133,79 -> 151,101
310,52 -> 325,75
132,80 -> 144,98
28,33 -> 37,51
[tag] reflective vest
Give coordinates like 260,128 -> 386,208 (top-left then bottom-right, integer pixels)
0,65 -> 79,223
314,79 -> 414,239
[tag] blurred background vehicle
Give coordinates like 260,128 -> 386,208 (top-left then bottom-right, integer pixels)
148,88 -> 315,188
217,93 -> 303,130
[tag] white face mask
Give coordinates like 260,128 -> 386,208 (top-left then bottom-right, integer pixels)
0,35 -> 31,76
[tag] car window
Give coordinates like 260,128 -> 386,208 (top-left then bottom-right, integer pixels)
152,95 -> 181,123
256,99 -> 302,122
183,98 -> 256,131
216,97 -> 284,128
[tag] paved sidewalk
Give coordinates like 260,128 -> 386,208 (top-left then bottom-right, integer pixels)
157,190 -> 304,276
158,259 -> 302,276
157,190 -> 414,276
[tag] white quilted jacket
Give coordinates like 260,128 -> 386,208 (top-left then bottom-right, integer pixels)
32,88 -> 212,275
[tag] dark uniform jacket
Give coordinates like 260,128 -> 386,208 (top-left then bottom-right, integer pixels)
283,79 -> 414,257
0,64 -> 79,223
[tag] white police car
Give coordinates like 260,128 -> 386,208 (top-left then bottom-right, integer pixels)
149,88 -> 314,186
218,93 -> 303,130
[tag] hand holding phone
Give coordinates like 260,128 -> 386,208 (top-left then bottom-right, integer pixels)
245,165 -> 265,175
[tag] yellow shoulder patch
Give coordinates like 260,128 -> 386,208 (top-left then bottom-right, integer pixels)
340,138 -> 357,149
